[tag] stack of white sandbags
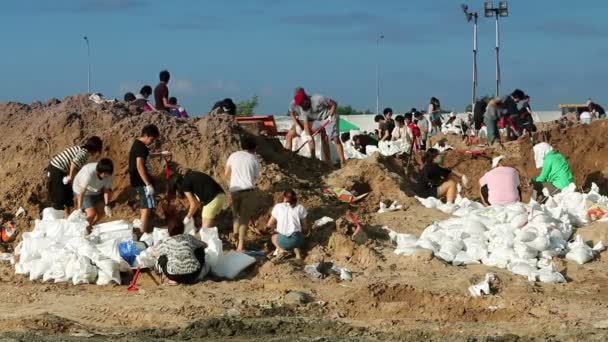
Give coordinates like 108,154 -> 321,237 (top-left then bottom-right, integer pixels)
390,183 -> 608,283
14,209 -> 132,286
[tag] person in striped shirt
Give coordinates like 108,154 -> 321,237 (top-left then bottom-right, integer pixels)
157,220 -> 208,285
47,136 -> 103,216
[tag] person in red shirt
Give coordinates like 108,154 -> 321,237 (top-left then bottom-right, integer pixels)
154,70 -> 180,112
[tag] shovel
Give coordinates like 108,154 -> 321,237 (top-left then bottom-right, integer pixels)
294,119 -> 332,153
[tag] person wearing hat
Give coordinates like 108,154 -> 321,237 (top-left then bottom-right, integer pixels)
530,143 -> 574,202
478,156 -> 521,206
285,87 -> 346,165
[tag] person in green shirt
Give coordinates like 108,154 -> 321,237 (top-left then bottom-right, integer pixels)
530,142 -> 574,202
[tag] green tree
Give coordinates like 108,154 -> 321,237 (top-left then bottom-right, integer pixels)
236,95 -> 259,116
465,95 -> 493,112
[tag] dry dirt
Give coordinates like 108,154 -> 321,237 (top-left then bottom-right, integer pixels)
0,95 -> 608,340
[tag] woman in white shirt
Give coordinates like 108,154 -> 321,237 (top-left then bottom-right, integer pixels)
266,190 -> 309,260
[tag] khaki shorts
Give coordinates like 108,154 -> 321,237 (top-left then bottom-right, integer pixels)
231,190 -> 258,225
202,193 -> 226,220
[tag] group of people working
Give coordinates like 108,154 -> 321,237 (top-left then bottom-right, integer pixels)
46,124 -> 309,285
415,142 -> 574,206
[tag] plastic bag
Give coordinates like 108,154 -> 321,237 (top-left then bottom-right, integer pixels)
565,235 -> 594,265
118,240 -> 145,266
200,227 -> 223,268
152,228 -> 169,245
212,251 -> 255,279
96,259 -> 120,285
72,256 -> 98,285
42,207 -> 65,221
28,259 -> 51,281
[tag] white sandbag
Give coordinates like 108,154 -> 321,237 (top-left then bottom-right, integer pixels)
72,256 -> 98,285
463,219 -> 487,236
508,262 -> 537,277
416,238 -> 439,253
184,219 -> 196,236
468,273 -> 495,296
514,242 -> 538,259
510,213 -> 528,228
463,237 -> 488,260
139,232 -> 154,247
90,220 -> 133,244
388,232 -> 421,256
526,235 -> 551,252
97,239 -> 130,272
453,251 -> 481,266
436,239 -> 464,262
43,259 -> 70,283
19,237 -> 52,263
66,237 -> 102,262
134,247 -> 158,269
28,259 -> 51,281
211,251 -> 255,279
200,227 -> 223,268
528,269 -> 566,283
96,259 -> 120,285
152,228 -> 169,245
42,207 -> 65,221
566,235 -> 595,265
67,210 -> 88,223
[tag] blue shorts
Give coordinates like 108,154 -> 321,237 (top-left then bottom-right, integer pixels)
78,193 -> 103,210
136,186 -> 155,209
277,232 -> 305,250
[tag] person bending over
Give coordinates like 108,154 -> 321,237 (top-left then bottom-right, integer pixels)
530,142 -> 574,202
72,159 -> 114,232
479,156 -> 521,206
171,170 -> 226,230
415,149 -> 467,204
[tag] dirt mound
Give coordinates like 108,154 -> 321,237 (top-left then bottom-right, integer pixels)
324,153 -> 417,214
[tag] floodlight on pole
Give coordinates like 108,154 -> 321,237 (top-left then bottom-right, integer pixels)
461,4 -> 479,112
375,34 -> 384,115
484,1 -> 508,97
84,36 -> 91,94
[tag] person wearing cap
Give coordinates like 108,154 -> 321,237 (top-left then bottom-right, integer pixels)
286,87 -> 346,165
479,156 -> 521,206
530,143 -> 574,202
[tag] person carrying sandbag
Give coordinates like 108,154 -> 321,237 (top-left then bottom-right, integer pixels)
530,142 -> 574,202
47,136 -> 103,217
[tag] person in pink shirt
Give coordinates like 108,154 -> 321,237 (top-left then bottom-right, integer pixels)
479,156 -> 521,206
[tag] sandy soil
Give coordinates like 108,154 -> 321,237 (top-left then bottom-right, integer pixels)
0,95 -> 608,340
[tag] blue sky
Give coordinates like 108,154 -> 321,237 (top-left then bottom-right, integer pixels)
4,0 -> 607,115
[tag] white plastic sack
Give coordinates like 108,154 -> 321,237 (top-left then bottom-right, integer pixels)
152,228 -> 169,245
566,235 -> 595,265
97,239 -> 130,272
42,207 -> 65,221
96,259 -> 120,285
72,256 -> 98,285
453,251 -> 481,266
508,262 -> 538,278
28,259 -> 51,281
212,251 -> 255,279
468,273 -> 496,297
200,227 -> 223,268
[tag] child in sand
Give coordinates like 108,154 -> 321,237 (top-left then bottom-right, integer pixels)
266,190 -> 309,260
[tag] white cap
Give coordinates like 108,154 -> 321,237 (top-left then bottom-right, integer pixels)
492,155 -> 505,168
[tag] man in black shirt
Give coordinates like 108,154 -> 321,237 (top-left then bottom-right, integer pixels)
172,170 -> 226,229
128,124 -> 170,233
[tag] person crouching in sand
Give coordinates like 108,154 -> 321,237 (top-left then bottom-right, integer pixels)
266,190 -> 309,260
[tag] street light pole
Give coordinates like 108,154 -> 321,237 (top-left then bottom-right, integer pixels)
376,34 -> 384,115
462,4 -> 479,112
84,36 -> 91,94
495,14 -> 500,97
484,1 -> 508,97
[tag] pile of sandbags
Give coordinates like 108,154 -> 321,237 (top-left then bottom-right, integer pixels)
391,184 -> 608,283
14,209 -> 131,286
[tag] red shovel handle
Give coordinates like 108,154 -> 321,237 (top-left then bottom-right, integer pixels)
127,267 -> 141,292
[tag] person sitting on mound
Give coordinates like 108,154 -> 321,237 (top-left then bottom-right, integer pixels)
157,220 -> 208,285
530,142 -> 574,202
266,190 -> 309,260
479,156 -> 521,206
168,97 -> 189,118
415,148 -> 467,204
